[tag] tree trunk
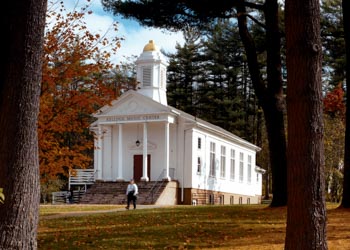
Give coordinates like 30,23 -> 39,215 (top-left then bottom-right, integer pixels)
341,0 -> 350,208
264,0 -> 287,207
264,163 -> 270,200
237,0 -> 287,207
285,0 -> 327,249
0,0 -> 47,249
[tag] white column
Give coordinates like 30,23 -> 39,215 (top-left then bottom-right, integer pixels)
141,122 -> 149,181
102,126 -> 112,180
164,121 -> 171,181
96,126 -> 103,180
111,125 -> 118,181
117,124 -> 124,181
93,130 -> 98,178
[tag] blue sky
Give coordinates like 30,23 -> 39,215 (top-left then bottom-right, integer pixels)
55,0 -> 184,64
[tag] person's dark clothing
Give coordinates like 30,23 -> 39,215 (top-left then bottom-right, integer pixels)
125,181 -> 138,209
126,191 -> 137,209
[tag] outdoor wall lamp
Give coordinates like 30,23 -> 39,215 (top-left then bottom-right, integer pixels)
136,140 -> 140,147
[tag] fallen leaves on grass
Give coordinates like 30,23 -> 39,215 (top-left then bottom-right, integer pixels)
38,204 -> 350,250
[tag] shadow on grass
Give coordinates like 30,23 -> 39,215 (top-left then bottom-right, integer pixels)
38,204 -> 350,250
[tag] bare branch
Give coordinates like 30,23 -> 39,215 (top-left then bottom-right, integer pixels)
238,12 -> 267,30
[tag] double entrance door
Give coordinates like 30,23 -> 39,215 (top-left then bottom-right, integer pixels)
133,154 -> 151,181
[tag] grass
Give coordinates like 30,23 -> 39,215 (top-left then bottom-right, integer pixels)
38,203 -> 350,250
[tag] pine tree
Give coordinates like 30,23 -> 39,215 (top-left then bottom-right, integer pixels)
166,29 -> 203,115
0,0 -> 47,248
199,20 -> 258,140
321,0 -> 345,86
285,0 -> 327,247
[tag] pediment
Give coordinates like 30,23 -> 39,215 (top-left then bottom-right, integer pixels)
97,91 -> 170,117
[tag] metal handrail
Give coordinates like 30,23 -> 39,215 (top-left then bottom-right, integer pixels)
144,169 -> 167,203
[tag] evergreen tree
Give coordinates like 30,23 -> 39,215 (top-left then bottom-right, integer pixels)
199,20 -> 257,141
321,0 -> 345,86
166,29 -> 203,115
166,20 -> 260,142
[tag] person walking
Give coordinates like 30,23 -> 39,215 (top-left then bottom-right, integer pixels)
125,179 -> 138,209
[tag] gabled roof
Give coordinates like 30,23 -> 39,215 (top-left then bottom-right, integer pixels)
93,90 -> 171,117
167,105 -> 261,152
91,90 -> 260,152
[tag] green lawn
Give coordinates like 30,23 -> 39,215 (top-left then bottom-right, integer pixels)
38,204 -> 350,250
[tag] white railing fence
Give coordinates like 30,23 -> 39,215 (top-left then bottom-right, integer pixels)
68,169 -> 95,191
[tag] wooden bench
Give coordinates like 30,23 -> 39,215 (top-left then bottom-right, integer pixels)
52,191 -> 70,204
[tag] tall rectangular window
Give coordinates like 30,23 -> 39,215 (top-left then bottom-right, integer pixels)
197,157 -> 202,174
248,155 -> 252,184
210,142 -> 216,177
230,149 -> 235,181
239,152 -> 244,182
220,146 -> 226,178
142,67 -> 152,86
198,137 -> 202,149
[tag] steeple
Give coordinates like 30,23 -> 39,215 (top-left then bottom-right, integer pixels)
135,40 -> 168,105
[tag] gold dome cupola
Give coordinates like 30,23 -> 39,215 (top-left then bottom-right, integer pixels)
136,40 -> 168,105
143,40 -> 159,52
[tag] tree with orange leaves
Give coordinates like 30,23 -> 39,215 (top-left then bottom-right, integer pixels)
323,84 -> 345,202
39,1 -> 136,200
324,84 -> 346,119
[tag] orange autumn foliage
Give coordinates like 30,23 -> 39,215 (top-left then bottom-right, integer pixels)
39,1 -> 134,184
323,84 -> 346,120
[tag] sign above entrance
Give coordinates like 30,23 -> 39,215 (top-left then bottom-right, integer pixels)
102,114 -> 174,123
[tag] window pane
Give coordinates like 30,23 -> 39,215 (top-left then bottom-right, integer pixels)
230,149 -> 235,180
220,146 -> 226,178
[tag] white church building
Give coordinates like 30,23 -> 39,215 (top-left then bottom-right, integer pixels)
90,40 -> 264,205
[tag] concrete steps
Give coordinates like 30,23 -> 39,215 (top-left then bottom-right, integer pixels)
79,181 -> 168,205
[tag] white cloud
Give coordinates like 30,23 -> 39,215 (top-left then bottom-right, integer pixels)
57,0 -> 184,65
83,13 -> 116,41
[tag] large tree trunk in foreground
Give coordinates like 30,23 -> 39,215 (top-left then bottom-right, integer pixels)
0,0 -> 47,249
263,0 -> 287,207
237,0 -> 287,207
285,0 -> 327,249
341,0 -> 350,208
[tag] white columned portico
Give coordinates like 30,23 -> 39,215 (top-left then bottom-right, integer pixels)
117,124 -> 124,181
141,122 -> 149,181
164,121 -> 171,181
